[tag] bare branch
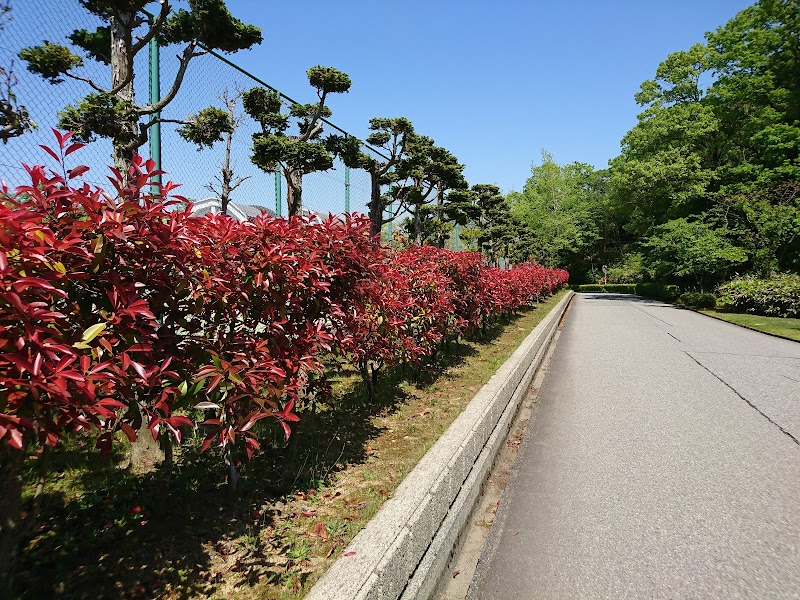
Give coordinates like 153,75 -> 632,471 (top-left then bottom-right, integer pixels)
65,65 -> 135,97
65,72 -> 109,94
132,0 -> 170,54
229,175 -> 252,193
137,43 -> 201,115
300,90 -> 327,142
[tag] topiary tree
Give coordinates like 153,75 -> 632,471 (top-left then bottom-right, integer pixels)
19,0 -> 261,171
329,116 -> 415,237
392,134 -> 466,244
472,184 -> 526,265
243,66 -> 351,217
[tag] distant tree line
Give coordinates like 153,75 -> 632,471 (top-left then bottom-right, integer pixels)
510,0 -> 800,289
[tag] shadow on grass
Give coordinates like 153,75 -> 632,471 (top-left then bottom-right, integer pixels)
13,310 -> 528,600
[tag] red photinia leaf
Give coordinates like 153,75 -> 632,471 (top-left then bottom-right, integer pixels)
7,428 -> 24,450
64,143 -> 87,157
38,144 -> 60,163
67,165 -> 90,179
120,422 -> 137,442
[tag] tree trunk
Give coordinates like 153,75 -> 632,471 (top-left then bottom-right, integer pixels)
0,444 -> 24,598
435,185 -> 446,248
412,205 -> 422,245
286,169 -> 303,217
110,11 -> 138,174
368,169 -> 383,239
219,98 -> 235,215
225,445 -> 239,494
130,419 -> 164,474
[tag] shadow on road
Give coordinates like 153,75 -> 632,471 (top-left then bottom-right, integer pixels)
577,293 -> 671,306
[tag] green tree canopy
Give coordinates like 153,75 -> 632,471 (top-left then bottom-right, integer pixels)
19,0 -> 261,170
243,66 -> 351,216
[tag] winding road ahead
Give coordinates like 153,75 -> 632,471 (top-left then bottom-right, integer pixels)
468,293 -> 800,599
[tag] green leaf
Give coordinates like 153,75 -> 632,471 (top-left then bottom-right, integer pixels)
81,322 -> 106,343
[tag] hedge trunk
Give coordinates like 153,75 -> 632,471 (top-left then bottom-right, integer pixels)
0,444 -> 24,599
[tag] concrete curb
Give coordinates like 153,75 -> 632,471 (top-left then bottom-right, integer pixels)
305,291 -> 574,600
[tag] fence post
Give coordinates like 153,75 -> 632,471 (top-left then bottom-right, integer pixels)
344,166 -> 351,213
386,201 -> 393,246
274,171 -> 282,217
148,21 -> 161,194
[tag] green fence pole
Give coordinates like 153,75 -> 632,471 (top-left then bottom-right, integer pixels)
387,201 -> 393,246
344,166 -> 351,213
148,22 -> 161,195
274,171 -> 282,217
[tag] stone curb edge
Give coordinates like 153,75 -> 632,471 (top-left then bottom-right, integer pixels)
306,291 -> 575,600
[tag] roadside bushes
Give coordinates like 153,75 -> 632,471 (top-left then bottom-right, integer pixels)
0,135 -> 569,556
676,292 -> 717,310
716,274 -> 800,317
342,247 -> 568,400
0,137 -> 569,462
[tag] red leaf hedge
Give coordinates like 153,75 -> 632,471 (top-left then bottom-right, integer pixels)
0,134 -> 569,461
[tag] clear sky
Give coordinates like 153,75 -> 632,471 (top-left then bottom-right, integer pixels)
224,0 -> 755,192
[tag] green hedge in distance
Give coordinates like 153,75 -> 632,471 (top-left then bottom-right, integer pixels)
571,283 -> 680,301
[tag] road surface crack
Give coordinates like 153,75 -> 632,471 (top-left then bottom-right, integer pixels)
666,332 -> 682,343
684,351 -> 799,446
632,303 -> 673,326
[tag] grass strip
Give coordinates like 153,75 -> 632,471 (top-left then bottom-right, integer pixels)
701,310 -> 800,343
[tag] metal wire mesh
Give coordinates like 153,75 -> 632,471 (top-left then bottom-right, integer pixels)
0,0 -> 384,222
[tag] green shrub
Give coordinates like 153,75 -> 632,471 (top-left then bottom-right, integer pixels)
677,292 -> 717,309
571,283 -> 680,301
716,273 -> 800,317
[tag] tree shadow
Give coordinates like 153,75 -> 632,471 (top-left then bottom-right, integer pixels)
578,292 -> 672,306
13,367 -> 410,599
13,306 -> 535,599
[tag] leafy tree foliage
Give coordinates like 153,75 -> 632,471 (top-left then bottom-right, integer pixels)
520,1 -> 800,287
642,218 -> 748,288
605,0 -> 800,283
0,1 -> 34,142
19,0 -> 261,170
243,66 -> 351,216
391,135 -> 467,244
330,116 -> 415,237
510,152 -> 612,277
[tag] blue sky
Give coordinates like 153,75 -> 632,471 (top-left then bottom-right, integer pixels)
0,0 -> 756,211
225,0 -> 754,192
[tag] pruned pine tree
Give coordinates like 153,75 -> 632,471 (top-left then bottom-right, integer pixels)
19,0 -> 261,172
392,134 -> 466,244
330,116 -> 415,237
243,66 -> 351,217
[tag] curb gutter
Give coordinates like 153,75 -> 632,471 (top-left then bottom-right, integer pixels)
305,291 -> 574,600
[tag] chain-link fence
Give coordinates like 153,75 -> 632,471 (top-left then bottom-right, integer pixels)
0,0 -> 386,225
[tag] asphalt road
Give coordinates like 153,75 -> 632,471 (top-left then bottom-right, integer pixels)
468,293 -> 800,599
